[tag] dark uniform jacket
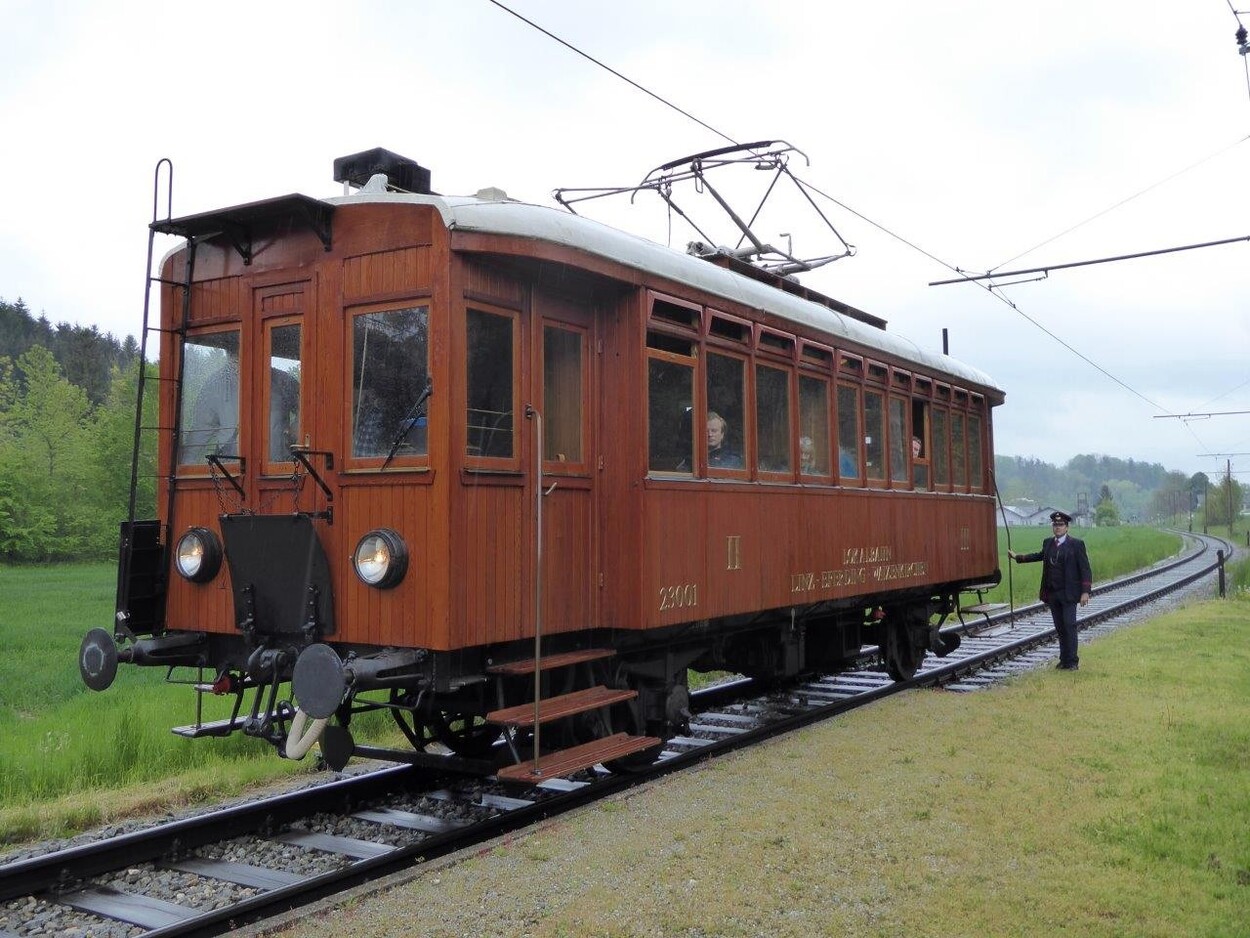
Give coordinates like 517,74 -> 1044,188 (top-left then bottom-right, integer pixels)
1015,535 -> 1093,604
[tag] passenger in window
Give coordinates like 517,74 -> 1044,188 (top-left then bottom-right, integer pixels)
800,436 -> 816,474
707,411 -> 743,469
839,446 -> 858,477
912,436 -> 923,458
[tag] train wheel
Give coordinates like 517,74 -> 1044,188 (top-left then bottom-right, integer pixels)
430,711 -> 503,758
882,609 -> 927,681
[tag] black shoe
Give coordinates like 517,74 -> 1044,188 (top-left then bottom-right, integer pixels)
1056,662 -> 1079,671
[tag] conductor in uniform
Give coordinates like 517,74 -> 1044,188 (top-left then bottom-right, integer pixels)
1007,510 -> 1092,670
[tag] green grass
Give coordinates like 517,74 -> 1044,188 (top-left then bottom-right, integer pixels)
989,524 -> 1183,608
284,595 -> 1250,938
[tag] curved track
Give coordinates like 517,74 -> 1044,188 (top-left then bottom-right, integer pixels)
0,533 -> 1233,937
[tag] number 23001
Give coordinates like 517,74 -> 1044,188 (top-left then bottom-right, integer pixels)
658,583 -> 698,611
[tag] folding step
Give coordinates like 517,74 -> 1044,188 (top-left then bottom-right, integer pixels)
486,647 -> 616,676
960,602 -> 1009,614
486,685 -> 636,728
497,732 -> 662,783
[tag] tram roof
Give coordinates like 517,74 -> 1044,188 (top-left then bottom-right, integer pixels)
158,186 -> 1000,396
331,190 -> 1001,396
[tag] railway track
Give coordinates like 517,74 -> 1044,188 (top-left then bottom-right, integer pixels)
0,533 -> 1233,937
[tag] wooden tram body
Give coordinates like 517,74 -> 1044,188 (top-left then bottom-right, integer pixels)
81,151 -> 1004,782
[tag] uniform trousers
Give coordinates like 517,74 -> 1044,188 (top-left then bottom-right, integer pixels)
1047,600 -> 1080,667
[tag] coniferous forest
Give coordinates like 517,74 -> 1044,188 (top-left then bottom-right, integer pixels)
0,295 -> 1239,562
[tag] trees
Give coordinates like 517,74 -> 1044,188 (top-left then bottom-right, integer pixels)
1094,483 -> 1122,527
0,346 -> 154,562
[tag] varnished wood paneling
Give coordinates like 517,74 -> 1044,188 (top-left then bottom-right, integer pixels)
186,277 -> 246,326
461,484 -> 525,646
343,246 -> 433,301
162,487 -> 235,635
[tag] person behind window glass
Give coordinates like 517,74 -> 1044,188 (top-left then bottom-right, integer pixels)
183,355 -> 240,463
799,436 -> 816,473
707,411 -> 743,469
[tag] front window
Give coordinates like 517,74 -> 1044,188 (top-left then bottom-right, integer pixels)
179,330 -> 241,466
351,305 -> 429,461
266,322 -> 301,464
952,412 -> 967,487
968,413 -> 983,488
466,308 -> 515,459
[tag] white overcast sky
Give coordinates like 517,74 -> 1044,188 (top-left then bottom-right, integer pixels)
2,0 -> 1248,481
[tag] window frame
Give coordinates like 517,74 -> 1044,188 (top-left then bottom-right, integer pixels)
344,299 -> 433,473
176,324 -> 244,475
260,315 -> 304,477
540,320 -> 590,475
465,303 -> 522,470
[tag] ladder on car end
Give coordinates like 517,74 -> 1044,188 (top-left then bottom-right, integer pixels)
115,159 -> 197,640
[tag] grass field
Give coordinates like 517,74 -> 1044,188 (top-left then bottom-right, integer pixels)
0,524 -> 1211,845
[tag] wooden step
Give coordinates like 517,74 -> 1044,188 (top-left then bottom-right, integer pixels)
486,647 -> 616,676
497,733 -> 663,784
486,685 -> 636,727
961,602 -> 1009,614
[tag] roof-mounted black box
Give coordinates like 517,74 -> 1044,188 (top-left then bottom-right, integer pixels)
333,148 -> 432,194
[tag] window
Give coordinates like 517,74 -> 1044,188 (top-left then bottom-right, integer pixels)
864,390 -> 885,482
968,413 -> 983,489
837,385 -> 860,479
265,322 -> 301,465
911,400 -> 930,490
351,305 -> 429,460
707,352 -> 746,471
466,308 -> 514,458
932,408 -> 950,486
888,397 -> 908,484
543,325 -> 583,465
951,412 -> 967,487
179,329 -> 241,466
799,375 -> 830,477
648,355 -> 694,473
755,364 -> 791,473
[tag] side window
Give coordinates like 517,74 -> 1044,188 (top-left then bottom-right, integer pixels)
755,364 -> 791,473
647,345 -> 695,473
951,412 -> 967,487
543,325 -> 584,466
888,396 -> 908,484
799,375 -> 830,477
864,390 -> 885,483
265,321 -> 301,466
912,400 -> 929,490
968,413 -> 984,489
466,308 -> 515,459
932,408 -> 950,486
836,385 -> 860,479
351,305 -> 429,461
179,329 -> 241,466
706,352 -> 746,471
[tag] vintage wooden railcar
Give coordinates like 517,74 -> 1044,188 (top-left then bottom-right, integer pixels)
79,149 -> 1005,783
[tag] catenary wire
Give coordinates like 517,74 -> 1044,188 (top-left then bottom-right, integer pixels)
486,0 -> 1178,419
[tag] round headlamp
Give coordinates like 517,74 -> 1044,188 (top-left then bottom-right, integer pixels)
174,526 -> 223,583
352,528 -> 408,589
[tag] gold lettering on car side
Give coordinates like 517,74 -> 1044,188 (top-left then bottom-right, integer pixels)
789,544 -> 929,595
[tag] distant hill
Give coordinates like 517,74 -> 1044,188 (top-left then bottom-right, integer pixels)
0,296 -> 139,406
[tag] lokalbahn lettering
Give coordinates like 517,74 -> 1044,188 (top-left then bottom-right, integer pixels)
843,545 -> 892,565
